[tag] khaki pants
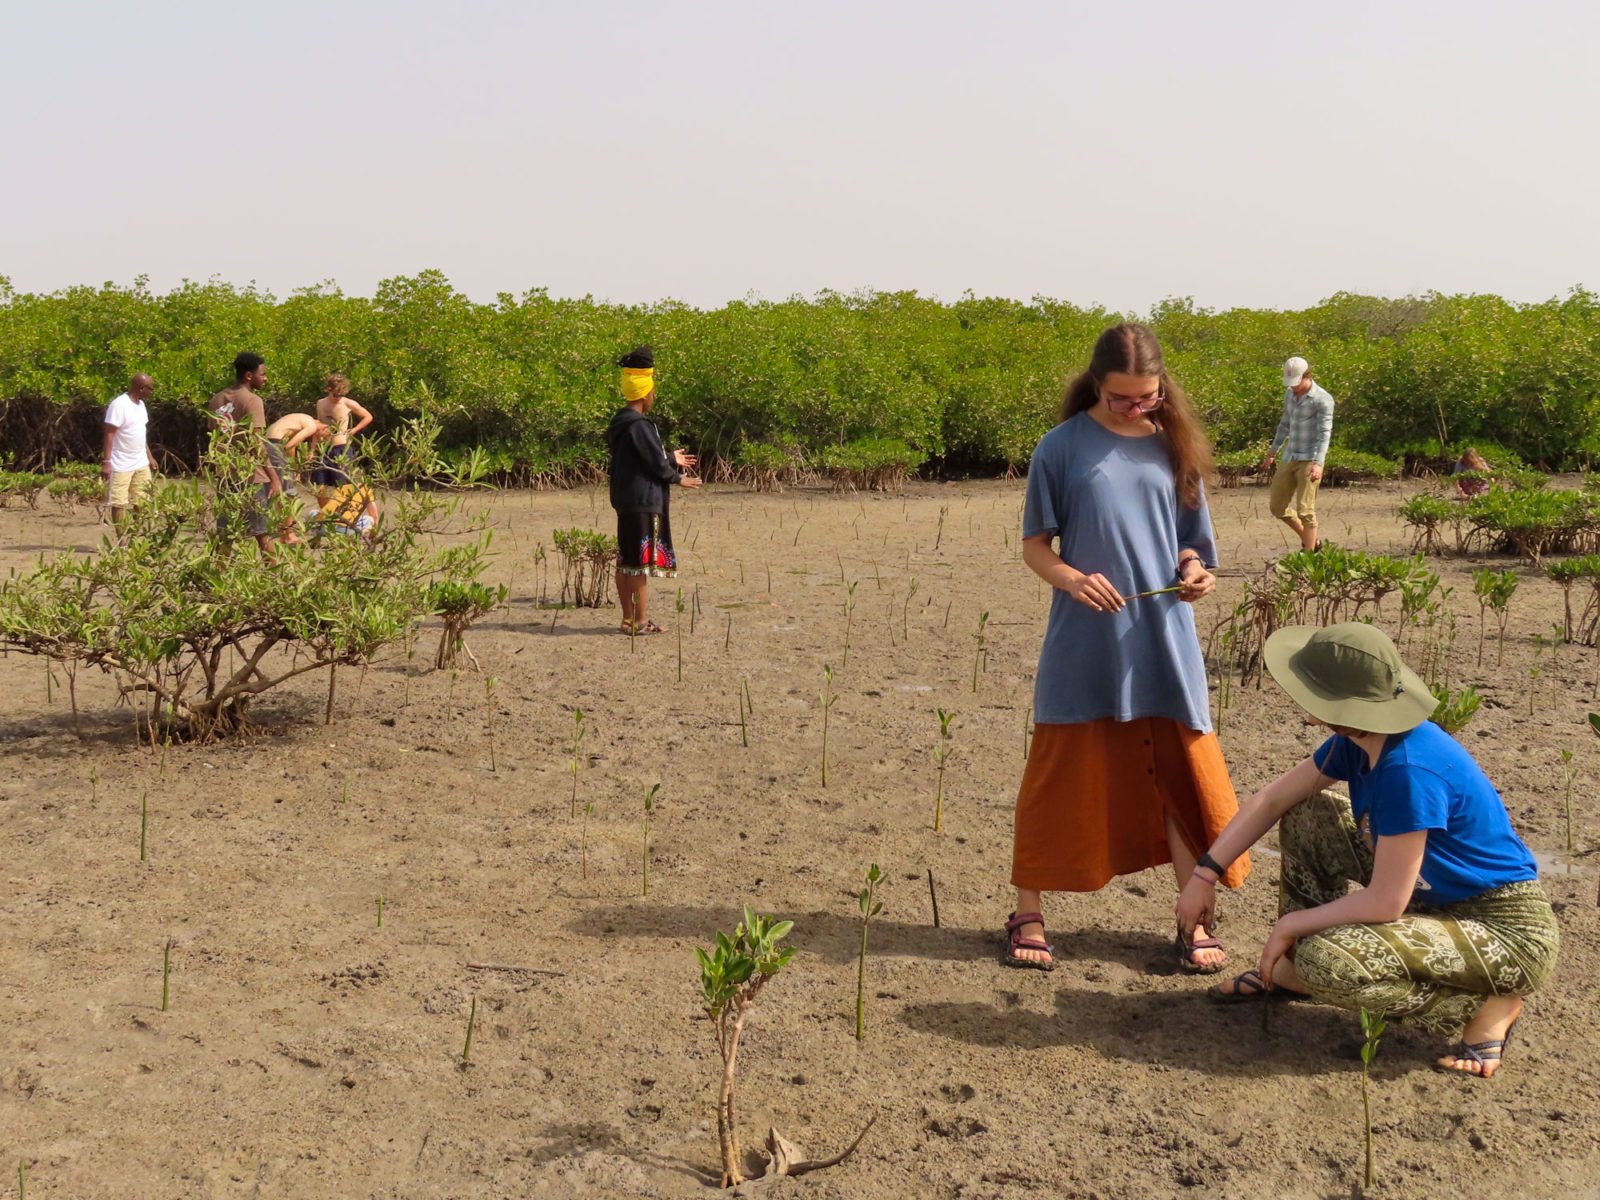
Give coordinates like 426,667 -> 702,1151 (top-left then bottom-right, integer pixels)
1269,459 -> 1320,526
106,467 -> 151,509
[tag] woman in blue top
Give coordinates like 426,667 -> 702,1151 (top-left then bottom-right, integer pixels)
1006,323 -> 1248,976
1178,622 -> 1560,1078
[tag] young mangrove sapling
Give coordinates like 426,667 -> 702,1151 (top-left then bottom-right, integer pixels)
1359,1007 -> 1387,1191
932,708 -> 953,832
462,994 -> 477,1065
642,782 -> 660,896
697,907 -> 796,1188
819,664 -> 837,787
1562,748 -> 1578,852
569,708 -> 586,818
855,864 -> 883,1041
972,611 -> 989,693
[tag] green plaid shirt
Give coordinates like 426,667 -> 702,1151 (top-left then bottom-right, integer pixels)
1269,383 -> 1335,464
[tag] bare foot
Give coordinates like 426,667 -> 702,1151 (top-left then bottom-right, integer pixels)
1437,996 -> 1524,1079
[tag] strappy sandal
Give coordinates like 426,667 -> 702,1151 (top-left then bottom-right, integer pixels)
1176,926 -> 1227,975
1437,1017 -> 1520,1079
1000,911 -> 1056,972
1208,969 -> 1278,1002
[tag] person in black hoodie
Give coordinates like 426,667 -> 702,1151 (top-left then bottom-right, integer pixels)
605,346 -> 701,634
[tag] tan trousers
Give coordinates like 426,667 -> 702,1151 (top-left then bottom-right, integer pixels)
1269,459 -> 1320,525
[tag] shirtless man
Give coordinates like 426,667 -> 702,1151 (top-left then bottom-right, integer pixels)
208,352 -> 281,556
263,413 -> 330,499
314,373 -> 372,486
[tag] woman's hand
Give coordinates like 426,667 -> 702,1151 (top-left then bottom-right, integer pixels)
1063,571 -> 1125,613
680,475 -> 703,490
1178,559 -> 1215,602
1175,874 -> 1216,942
1257,917 -> 1300,990
673,448 -> 697,470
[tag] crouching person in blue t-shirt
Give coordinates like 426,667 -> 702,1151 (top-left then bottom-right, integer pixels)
1176,622 -> 1559,1078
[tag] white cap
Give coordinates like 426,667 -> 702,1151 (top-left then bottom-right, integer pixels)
1283,356 -> 1310,388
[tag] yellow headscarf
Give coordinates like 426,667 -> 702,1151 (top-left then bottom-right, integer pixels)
620,367 -> 655,403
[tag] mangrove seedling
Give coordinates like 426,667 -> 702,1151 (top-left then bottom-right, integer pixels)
932,708 -> 953,832
642,782 -> 660,896
1023,704 -> 1033,760
737,687 -> 748,747
724,612 -> 732,652
139,791 -> 148,862
1359,1007 -> 1387,1190
902,578 -> 918,640
1561,749 -> 1578,852
855,864 -> 883,1041
1429,684 -> 1482,735
569,708 -> 586,818
842,581 -> 858,667
484,676 -> 498,772
743,676 -> 754,717
89,765 -> 98,805
697,907 -> 796,1188
377,895 -> 385,928
820,664 -> 837,788
18,1160 -> 24,1200
161,938 -> 173,1012
972,611 -> 989,693
676,589 -> 686,683
581,800 -> 594,879
462,994 -> 478,1065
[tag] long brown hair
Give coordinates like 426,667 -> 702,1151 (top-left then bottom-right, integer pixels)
1061,322 -> 1213,509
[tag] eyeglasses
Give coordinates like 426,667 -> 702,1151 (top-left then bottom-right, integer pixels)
1101,388 -> 1165,414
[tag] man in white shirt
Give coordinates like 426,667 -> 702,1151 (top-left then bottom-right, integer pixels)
103,374 -> 159,529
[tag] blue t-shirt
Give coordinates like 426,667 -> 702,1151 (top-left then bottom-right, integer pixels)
1023,412 -> 1218,730
1313,720 -> 1537,905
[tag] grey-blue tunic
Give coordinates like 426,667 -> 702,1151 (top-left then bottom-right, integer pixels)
1023,412 -> 1219,732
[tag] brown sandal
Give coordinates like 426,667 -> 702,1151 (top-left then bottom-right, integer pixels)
1001,911 -> 1056,972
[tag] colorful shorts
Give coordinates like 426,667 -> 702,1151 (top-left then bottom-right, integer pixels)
617,510 -> 676,577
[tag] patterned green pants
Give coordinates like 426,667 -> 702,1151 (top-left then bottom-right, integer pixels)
1280,790 -> 1560,1036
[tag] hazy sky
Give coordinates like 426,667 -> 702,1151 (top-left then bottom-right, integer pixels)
3,1 -> 1596,312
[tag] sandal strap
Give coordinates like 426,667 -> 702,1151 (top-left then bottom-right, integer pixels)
1223,970 -> 1268,996
1005,911 -> 1046,932
1010,937 -> 1053,952
1460,1039 -> 1506,1061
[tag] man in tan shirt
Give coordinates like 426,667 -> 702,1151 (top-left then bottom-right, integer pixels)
208,352 -> 281,554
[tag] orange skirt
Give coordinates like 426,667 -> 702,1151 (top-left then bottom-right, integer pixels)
1011,718 -> 1250,893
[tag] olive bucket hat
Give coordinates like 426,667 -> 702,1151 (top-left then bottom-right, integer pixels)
1263,622 -> 1438,734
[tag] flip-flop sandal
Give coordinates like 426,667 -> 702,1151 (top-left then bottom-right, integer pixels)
1208,969 -> 1274,1002
1437,1016 -> 1519,1079
1176,927 -> 1228,975
639,620 -> 666,634
1000,911 -> 1056,972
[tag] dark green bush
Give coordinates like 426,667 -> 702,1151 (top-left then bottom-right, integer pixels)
4,275 -> 1600,478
